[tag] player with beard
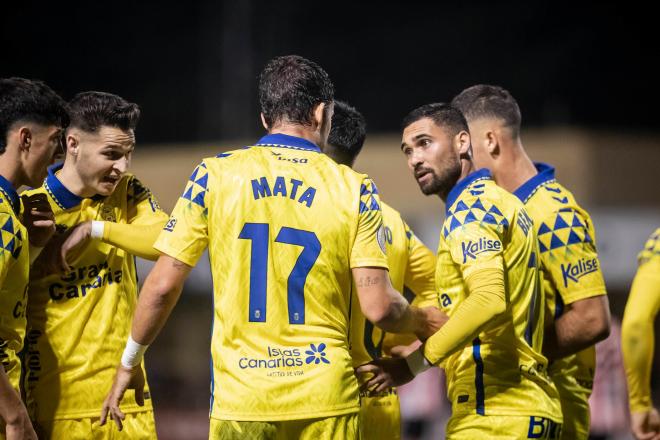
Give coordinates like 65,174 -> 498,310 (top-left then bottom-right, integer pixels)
359,103 -> 563,439
23,92 -> 167,439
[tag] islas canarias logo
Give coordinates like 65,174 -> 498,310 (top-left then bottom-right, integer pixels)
461,237 -> 502,263
239,343 -> 330,369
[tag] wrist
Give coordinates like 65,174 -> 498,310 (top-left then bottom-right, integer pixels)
90,221 -> 105,239
405,346 -> 432,377
121,335 -> 149,368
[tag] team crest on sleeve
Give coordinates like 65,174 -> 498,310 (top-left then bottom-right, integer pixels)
376,224 -> 387,254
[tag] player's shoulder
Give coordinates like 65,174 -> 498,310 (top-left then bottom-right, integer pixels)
443,169 -> 512,239
638,228 -> 660,266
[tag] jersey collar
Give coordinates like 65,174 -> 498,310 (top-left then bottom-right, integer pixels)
445,168 -> 492,214
513,162 -> 556,203
0,174 -> 20,215
255,133 -> 321,152
44,163 -> 85,210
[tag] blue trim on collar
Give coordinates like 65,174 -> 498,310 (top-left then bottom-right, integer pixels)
513,163 -> 556,204
445,168 -> 492,214
45,163 -> 84,209
0,174 -> 20,215
255,133 -> 321,152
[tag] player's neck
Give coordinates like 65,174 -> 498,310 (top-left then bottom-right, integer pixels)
269,124 -> 321,148
58,161 -> 96,198
493,141 -> 537,193
0,150 -> 26,189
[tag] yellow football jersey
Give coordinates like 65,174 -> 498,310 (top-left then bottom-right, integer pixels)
351,201 -> 437,368
0,175 -> 29,393
436,169 -> 561,421
23,164 -> 167,421
154,133 -> 388,422
513,164 -> 607,408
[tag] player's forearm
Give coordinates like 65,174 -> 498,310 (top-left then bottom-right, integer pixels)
370,285 -> 417,334
93,220 -> 166,260
543,295 -> 610,359
130,255 -> 190,345
422,268 -> 505,365
0,365 -> 28,426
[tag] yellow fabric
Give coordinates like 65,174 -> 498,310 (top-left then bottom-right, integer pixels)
101,204 -> 166,260
622,228 -> 660,412
433,170 -> 561,421
351,202 -> 437,367
0,188 -> 29,394
423,267 -> 506,365
154,139 -> 388,421
23,172 -> 166,420
209,413 -> 359,440
516,170 -> 608,427
446,414 -> 562,439
32,411 -> 156,440
360,390 -> 401,440
348,202 -> 435,437
556,395 -> 589,440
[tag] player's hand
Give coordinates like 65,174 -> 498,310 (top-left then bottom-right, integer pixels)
390,340 -> 422,358
631,408 -> 660,440
58,221 -> 93,272
100,364 -> 146,431
21,193 -> 55,248
414,306 -> 449,341
356,357 -> 415,393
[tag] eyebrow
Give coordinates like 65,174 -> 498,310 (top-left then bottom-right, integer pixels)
401,133 -> 430,149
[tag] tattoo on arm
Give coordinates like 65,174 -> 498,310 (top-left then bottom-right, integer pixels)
357,276 -> 381,288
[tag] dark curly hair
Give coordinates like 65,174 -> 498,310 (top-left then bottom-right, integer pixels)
68,91 -> 140,133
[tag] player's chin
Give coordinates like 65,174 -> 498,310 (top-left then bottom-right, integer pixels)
96,181 -> 119,196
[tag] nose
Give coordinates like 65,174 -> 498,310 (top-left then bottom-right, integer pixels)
409,149 -> 424,170
113,157 -> 129,174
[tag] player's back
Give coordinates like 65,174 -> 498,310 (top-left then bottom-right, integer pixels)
161,133 -> 385,421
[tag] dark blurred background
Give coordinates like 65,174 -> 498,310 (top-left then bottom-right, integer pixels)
4,2 -> 658,439
3,1 -> 659,142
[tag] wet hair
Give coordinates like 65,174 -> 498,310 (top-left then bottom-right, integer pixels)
68,91 -> 140,133
327,100 -> 366,164
451,84 -> 521,137
401,102 -> 468,136
0,77 -> 69,154
259,55 -> 334,129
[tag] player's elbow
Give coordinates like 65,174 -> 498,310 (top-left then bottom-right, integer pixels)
585,303 -> 611,345
363,298 -> 408,333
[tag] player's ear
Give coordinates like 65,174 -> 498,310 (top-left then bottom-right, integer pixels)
486,129 -> 500,157
312,103 -> 326,130
17,126 -> 32,152
260,113 -> 269,131
456,130 -> 471,157
66,131 -> 79,157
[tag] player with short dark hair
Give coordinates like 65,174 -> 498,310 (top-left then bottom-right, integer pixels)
360,103 -> 563,438
101,55 -> 442,440
452,84 -> 610,439
326,100 -> 439,440
24,91 -> 167,439
0,76 -> 68,440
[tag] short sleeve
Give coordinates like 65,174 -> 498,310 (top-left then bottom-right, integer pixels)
536,208 -> 606,304
349,178 -> 388,269
403,221 -> 438,308
153,162 -> 210,267
0,212 -> 21,285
